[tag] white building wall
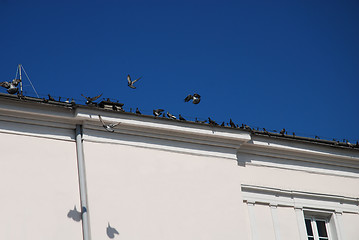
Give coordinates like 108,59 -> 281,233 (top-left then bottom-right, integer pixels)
83,139 -> 250,240
0,129 -> 82,240
0,98 -> 358,240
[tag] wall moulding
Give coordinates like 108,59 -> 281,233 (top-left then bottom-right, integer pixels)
241,184 -> 359,214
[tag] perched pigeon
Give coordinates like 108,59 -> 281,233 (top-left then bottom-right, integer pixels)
184,93 -> 201,104
48,94 -> 56,101
106,222 -> 119,239
65,98 -> 70,103
153,109 -> 164,117
127,74 -> 141,89
136,108 -> 141,114
0,79 -> 21,94
167,112 -> 177,120
229,119 -> 236,128
220,122 -> 225,127
208,117 -> 218,126
179,114 -> 186,121
81,93 -> 103,105
98,115 -> 121,132
280,128 -> 286,135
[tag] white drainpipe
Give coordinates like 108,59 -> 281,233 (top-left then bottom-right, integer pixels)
75,124 -> 91,240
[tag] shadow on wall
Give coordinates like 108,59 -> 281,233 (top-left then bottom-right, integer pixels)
107,222 -> 119,239
67,205 -> 82,222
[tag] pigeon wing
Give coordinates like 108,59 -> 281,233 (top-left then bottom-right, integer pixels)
81,94 -> 89,100
0,81 -> 10,88
98,115 -> 106,126
109,122 -> 121,128
132,76 -> 141,84
184,95 -> 193,102
127,75 -> 132,84
193,93 -> 201,98
90,93 -> 103,101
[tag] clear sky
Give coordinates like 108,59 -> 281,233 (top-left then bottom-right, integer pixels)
1,0 -> 358,143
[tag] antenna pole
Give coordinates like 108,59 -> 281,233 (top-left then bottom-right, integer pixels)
18,64 -> 23,95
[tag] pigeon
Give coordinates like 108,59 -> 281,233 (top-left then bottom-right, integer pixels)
136,108 -> 141,114
127,74 -> 141,89
48,94 -> 56,101
315,135 -> 320,139
106,222 -> 119,239
280,128 -> 285,135
81,93 -> 103,105
167,112 -> 177,120
0,79 -> 21,94
208,117 -> 218,126
184,93 -> 201,104
229,119 -> 236,128
244,125 -> 251,131
292,132 -> 296,137
153,109 -> 164,117
179,114 -> 186,121
98,115 -> 121,132
65,98 -> 70,103
220,122 -> 225,127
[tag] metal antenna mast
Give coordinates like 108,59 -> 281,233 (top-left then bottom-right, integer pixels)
18,64 -> 23,95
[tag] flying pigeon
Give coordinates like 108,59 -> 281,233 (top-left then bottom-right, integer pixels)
0,79 -> 21,94
127,74 -> 141,89
167,112 -> 177,120
81,93 -> 103,105
179,114 -> 186,121
229,119 -> 236,128
106,222 -> 120,239
184,93 -> 201,104
98,115 -> 121,132
153,109 -> 164,117
136,108 -> 141,114
280,128 -> 286,135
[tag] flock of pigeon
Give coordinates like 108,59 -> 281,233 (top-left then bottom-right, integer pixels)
1,74 -> 358,148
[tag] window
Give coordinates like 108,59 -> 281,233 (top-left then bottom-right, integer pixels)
305,216 -> 330,240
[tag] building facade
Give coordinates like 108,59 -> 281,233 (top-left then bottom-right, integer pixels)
0,93 -> 358,240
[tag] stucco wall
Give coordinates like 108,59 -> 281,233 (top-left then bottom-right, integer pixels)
83,141 -> 250,240
0,130 -> 82,240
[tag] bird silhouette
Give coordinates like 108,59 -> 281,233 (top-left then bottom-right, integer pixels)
220,122 -> 225,127
136,108 -> 141,114
106,222 -> 119,239
0,79 -> 21,94
208,117 -> 218,126
280,128 -> 285,135
153,109 -> 164,117
167,112 -> 177,119
98,115 -> 121,132
184,93 -> 201,104
48,94 -> 55,101
81,93 -> 103,105
179,114 -> 186,121
127,74 -> 141,89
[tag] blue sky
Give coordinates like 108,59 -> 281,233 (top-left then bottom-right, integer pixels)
1,0 -> 358,143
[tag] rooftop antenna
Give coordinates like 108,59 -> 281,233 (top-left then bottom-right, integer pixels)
18,64 -> 23,95
17,64 -> 39,98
